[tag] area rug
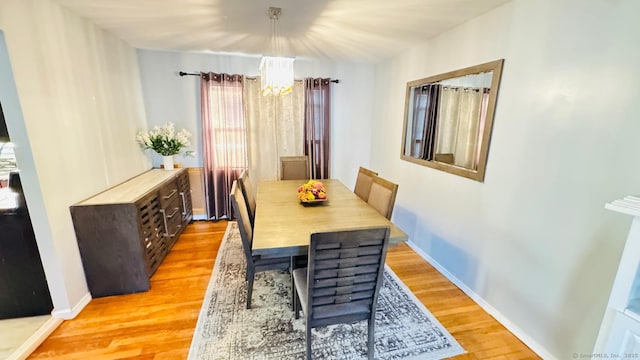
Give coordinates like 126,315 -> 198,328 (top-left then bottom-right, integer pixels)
188,222 -> 465,360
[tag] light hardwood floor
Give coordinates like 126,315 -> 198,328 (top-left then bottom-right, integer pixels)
28,220 -> 540,359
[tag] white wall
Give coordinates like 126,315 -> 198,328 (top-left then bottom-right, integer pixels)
0,0 -> 150,316
372,0 -> 640,358
136,50 -> 375,188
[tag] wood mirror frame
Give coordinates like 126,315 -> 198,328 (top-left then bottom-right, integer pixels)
400,59 -> 504,182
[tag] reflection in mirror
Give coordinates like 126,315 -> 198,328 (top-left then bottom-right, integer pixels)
401,59 -> 504,182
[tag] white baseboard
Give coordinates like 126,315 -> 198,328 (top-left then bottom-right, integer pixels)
51,292 -> 92,320
192,214 -> 208,221
405,240 -> 557,360
6,292 -> 91,359
7,316 -> 63,360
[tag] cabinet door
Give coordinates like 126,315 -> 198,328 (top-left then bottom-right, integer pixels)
137,192 -> 165,276
177,170 -> 193,224
162,196 -> 183,250
0,212 -> 52,319
158,178 -> 183,250
72,203 -> 149,296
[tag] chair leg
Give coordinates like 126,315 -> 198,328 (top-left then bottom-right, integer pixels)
290,257 -> 295,311
246,269 -> 255,309
293,286 -> 300,319
367,317 -> 375,360
306,325 -> 312,360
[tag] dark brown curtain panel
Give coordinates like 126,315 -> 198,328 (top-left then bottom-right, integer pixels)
410,84 -> 440,161
304,78 -> 331,179
200,72 -> 247,219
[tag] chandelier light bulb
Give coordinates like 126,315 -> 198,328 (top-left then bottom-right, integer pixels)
260,7 -> 294,96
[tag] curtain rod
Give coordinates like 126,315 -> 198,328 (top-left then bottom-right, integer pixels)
178,71 -> 340,83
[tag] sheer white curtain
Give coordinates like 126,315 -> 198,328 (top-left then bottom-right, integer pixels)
243,79 -> 304,185
435,87 -> 483,169
453,89 -> 482,169
435,87 -> 461,156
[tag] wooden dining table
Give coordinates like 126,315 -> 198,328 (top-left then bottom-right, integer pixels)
252,179 -> 408,258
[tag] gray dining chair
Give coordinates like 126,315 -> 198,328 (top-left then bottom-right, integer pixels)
353,166 -> 378,202
280,156 -> 310,180
238,169 -> 256,227
292,226 -> 391,360
230,181 -> 291,309
367,176 -> 399,220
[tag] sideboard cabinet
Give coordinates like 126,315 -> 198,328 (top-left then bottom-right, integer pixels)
70,168 -> 192,297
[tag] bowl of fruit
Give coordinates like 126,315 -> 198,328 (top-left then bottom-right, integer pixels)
297,180 -> 327,205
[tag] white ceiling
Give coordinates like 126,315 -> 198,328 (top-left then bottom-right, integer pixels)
54,0 -> 510,63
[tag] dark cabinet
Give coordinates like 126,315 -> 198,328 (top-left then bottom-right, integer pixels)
177,170 -> 193,225
0,102 -> 9,142
70,168 -> 192,297
0,171 -> 52,319
0,210 -> 53,319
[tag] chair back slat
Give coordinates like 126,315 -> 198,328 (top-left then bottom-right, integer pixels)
315,244 -> 384,260
315,255 -> 382,271
315,264 -> 378,281
306,227 -> 390,325
313,290 -> 375,306
313,282 -> 376,297
314,272 -> 378,289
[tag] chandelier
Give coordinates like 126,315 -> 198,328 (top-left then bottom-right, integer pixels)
260,7 -> 294,96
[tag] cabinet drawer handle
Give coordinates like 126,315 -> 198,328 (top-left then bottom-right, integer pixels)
163,189 -> 177,200
168,224 -> 182,237
180,192 -> 187,216
166,207 -> 179,219
159,209 -> 169,237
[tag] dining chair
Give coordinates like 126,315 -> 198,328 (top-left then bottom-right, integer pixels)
353,166 -> 378,202
230,181 -> 291,309
238,169 -> 256,227
367,176 -> 399,220
292,226 -> 391,360
280,156 -> 310,180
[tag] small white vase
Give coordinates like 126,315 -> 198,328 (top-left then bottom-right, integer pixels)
162,155 -> 174,170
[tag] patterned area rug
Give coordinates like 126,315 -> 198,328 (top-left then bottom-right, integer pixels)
188,222 -> 465,360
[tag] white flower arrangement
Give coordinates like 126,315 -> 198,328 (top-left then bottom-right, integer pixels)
136,123 -> 193,157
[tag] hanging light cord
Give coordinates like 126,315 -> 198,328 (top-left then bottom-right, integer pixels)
269,7 -> 281,57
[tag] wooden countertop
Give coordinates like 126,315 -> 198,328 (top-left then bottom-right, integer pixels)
75,168 -> 184,206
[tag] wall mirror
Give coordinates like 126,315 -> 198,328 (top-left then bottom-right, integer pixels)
400,59 -> 504,182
